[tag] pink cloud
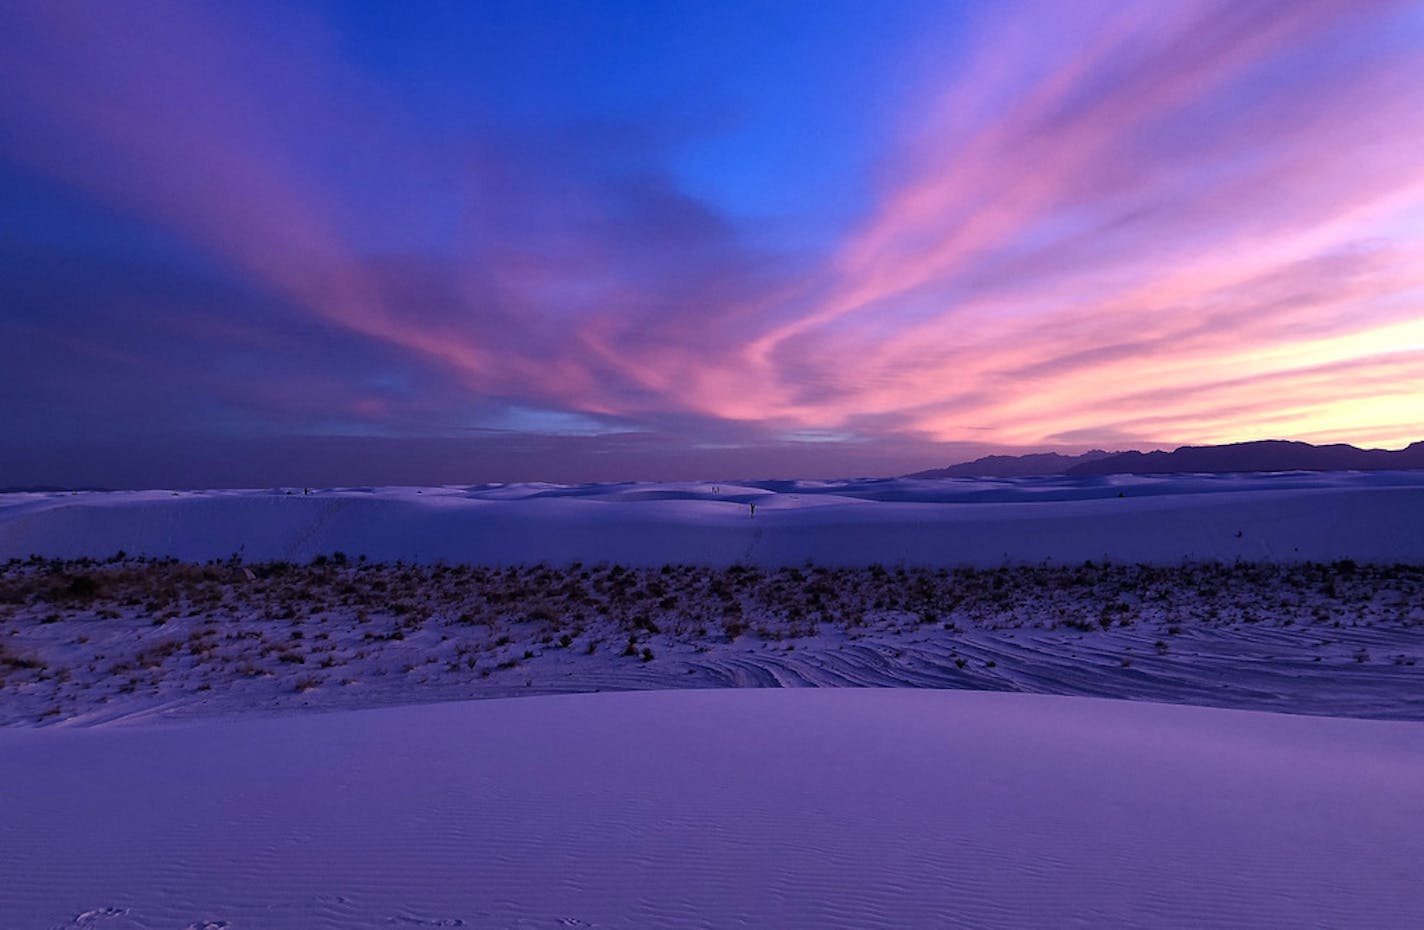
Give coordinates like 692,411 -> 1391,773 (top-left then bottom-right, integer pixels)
702,0 -> 1424,448
2,0 -> 1420,456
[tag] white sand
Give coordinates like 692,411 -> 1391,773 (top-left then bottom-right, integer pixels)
4,473 -> 1423,928
3,689 -> 1421,930
3,472 -> 1424,566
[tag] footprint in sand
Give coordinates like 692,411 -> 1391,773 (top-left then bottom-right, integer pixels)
55,908 -> 132,929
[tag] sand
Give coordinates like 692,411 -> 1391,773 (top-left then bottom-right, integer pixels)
4,689 -> 1422,930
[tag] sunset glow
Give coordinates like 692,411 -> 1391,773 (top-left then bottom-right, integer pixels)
2,0 -> 1421,484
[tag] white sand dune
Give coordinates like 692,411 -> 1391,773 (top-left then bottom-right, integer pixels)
4,471 -> 1424,566
5,473 -> 1423,928
3,689 -> 1421,930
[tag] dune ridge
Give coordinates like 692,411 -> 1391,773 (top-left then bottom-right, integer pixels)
4,472 -> 1424,567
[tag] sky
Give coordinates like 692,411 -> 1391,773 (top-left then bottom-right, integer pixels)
2,0 -> 1422,488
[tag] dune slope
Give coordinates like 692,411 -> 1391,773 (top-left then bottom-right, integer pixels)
2,689 -> 1421,930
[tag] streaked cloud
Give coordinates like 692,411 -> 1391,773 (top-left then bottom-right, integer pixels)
0,0 -> 1419,484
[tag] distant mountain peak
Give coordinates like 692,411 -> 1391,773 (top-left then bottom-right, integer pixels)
907,449 -> 1113,479
909,440 -> 1424,478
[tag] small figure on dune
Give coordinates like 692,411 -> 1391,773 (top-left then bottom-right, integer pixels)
749,502 -> 756,518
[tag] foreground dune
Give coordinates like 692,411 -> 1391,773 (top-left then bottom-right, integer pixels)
3,689 -> 1421,930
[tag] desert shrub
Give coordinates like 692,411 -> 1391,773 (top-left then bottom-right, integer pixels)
65,574 -> 100,600
721,617 -> 748,640
0,643 -> 43,671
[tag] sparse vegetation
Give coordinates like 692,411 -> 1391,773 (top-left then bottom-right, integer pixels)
1,555 -> 1421,724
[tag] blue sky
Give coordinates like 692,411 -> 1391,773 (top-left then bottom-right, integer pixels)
2,0 -> 1421,488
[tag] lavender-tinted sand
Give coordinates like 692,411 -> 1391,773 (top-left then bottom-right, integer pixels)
3,689 -> 1422,930
5,472 -> 1424,566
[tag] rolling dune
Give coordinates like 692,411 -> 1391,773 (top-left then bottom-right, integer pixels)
4,472 -> 1424,567
5,689 -> 1423,930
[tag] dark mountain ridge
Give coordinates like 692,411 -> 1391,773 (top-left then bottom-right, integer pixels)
910,440 -> 1424,478
909,450 -> 1113,479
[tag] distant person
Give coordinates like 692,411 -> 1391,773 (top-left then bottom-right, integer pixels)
749,502 -> 756,518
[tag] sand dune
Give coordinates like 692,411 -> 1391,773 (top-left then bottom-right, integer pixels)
4,471 -> 1424,566
3,689 -> 1421,930
5,474 -> 1423,928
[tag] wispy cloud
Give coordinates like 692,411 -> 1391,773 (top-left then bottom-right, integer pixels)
1,0 -> 1420,476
